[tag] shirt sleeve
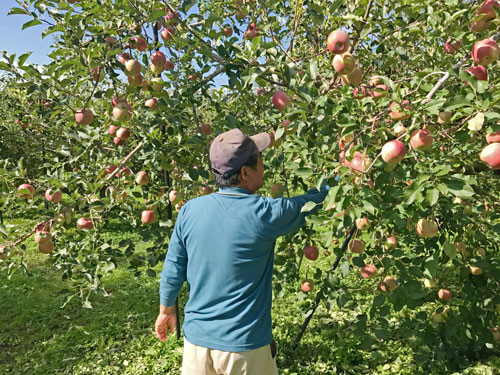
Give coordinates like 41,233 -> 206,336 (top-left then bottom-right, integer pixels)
159,206 -> 188,307
263,179 -> 333,238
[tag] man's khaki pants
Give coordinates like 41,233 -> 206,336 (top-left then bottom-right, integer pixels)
181,338 -> 279,375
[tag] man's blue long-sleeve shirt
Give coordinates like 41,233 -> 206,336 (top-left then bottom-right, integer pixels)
159,183 -> 329,352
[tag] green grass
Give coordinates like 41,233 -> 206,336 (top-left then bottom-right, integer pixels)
1,225 -> 500,374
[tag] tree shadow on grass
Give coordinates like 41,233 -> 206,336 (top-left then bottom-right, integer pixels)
0,256 -> 189,375
273,305 -> 500,375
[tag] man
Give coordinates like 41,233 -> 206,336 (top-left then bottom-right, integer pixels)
155,128 -> 331,375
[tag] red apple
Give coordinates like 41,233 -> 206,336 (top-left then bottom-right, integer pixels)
113,102 -> 132,122
124,59 -> 141,77
38,241 -> 54,254
355,217 -> 370,230
350,154 -> 372,174
353,86 -> 369,98
437,111 -> 452,124
272,90 -> 291,111
244,22 -> 258,40
200,124 -> 212,135
150,63 -> 164,75
303,245 -> 319,260
17,184 -> 35,198
165,60 -> 174,70
480,143 -> 500,169
410,129 -> 433,151
165,10 -> 180,25
45,189 -> 62,203
349,239 -> 365,253
471,0 -> 499,31
492,327 -> 500,341
188,74 -> 199,81
198,185 -> 213,195
34,221 -> 51,232
386,236 -> 397,249
34,231 -> 51,244
381,140 -> 406,165
380,276 -> 397,292
113,137 -> 125,146
326,30 -> 349,54
116,128 -> 130,141
108,125 -> 118,135
301,279 -> 314,293
223,27 -> 233,37
471,39 -> 500,66
135,171 -> 150,185
75,109 -> 94,125
332,52 -> 355,75
161,26 -> 175,43
169,190 -> 183,204
486,130 -> 500,143
151,51 -> 166,66
130,36 -> 147,51
0,245 -> 11,259
371,84 -> 388,101
76,217 -> 93,230
389,100 -> 410,120
141,210 -> 156,224
145,98 -> 158,111
342,67 -> 362,86
467,65 -> 488,81
438,289 -> 452,301
127,73 -> 143,86
393,124 -> 407,136
118,52 -> 131,65
361,264 -> 377,279
470,266 -> 483,275
416,218 -> 439,238
444,38 -> 462,55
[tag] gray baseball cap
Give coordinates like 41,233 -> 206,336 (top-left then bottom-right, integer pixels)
209,128 -> 271,177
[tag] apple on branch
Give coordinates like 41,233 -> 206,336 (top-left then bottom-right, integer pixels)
301,279 -> 314,293
326,30 -> 349,54
75,109 -> 94,125
480,143 -> 500,169
141,210 -> 156,225
349,239 -> 365,253
381,140 -> 406,165
416,218 -> 439,238
17,184 -> 35,199
303,246 -> 319,261
76,217 -> 94,230
410,129 -> 433,151
45,189 -> 63,203
471,39 -> 500,66
272,90 -> 291,111
361,264 -> 377,279
135,171 -> 150,185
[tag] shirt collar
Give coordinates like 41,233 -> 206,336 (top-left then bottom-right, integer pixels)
218,187 -> 252,195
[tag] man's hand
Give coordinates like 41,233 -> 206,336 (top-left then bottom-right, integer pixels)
155,305 -> 177,342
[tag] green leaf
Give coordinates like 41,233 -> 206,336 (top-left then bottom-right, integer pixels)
424,255 -> 439,278
443,241 -> 456,260
468,112 -> 484,131
301,201 -> 317,213
309,60 -> 318,80
22,19 -> 42,30
426,188 -> 439,206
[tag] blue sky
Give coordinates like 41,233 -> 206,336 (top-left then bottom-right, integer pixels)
0,0 -> 54,64
0,1 -> 230,86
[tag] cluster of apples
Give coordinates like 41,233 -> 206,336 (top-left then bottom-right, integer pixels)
300,245 -> 320,293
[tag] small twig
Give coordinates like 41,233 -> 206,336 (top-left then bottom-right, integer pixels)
105,140 -> 145,182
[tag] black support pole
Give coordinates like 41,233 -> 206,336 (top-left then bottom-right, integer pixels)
292,224 -> 357,350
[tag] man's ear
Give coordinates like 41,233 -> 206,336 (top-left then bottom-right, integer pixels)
239,166 -> 249,181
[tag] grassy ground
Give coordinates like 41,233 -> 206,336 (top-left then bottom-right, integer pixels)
1,228 -> 500,374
